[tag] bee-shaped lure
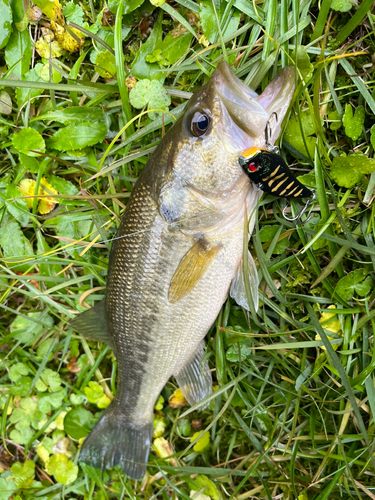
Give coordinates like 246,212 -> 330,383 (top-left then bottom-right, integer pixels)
239,144 -> 315,224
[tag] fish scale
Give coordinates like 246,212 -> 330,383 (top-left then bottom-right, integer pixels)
71,61 -> 295,479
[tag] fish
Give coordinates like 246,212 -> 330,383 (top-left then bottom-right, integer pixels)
71,61 -> 295,479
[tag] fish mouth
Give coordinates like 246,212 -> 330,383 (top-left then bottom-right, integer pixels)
213,61 -> 295,153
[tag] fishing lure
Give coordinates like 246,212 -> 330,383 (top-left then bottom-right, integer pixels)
239,116 -> 315,224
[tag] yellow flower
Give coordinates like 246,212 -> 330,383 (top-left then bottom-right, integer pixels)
168,388 -> 188,408
51,21 -> 84,53
315,305 -> 342,351
18,178 -> 58,214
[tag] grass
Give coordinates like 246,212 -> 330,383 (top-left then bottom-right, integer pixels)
1,0 -> 375,498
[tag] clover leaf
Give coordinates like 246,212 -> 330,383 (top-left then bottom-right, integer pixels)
330,154 -> 375,188
129,79 -> 171,120
47,454 -> 78,485
343,104 -> 364,141
0,477 -> 16,500
331,0 -> 354,12
10,460 -> 35,488
335,269 -> 372,301
9,362 -> 29,382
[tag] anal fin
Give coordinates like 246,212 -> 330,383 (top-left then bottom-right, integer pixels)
174,341 -> 212,409
230,250 -> 259,312
168,238 -> 221,304
70,299 -> 114,349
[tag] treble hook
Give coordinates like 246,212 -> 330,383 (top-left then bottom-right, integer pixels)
265,112 -> 280,154
282,192 -> 316,225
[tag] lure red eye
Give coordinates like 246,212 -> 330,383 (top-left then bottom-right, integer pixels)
248,162 -> 258,172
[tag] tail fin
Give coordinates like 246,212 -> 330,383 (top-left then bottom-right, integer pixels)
79,403 -> 153,480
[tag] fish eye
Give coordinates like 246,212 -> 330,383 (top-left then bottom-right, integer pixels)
191,112 -> 211,137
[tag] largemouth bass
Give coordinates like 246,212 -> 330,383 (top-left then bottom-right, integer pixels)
71,61 -> 295,479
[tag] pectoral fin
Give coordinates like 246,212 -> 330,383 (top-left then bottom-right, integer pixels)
70,299 -> 114,349
230,251 -> 259,312
174,341 -> 212,408
168,239 -> 221,304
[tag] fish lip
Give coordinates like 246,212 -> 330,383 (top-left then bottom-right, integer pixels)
214,61 -> 269,139
213,62 -> 296,153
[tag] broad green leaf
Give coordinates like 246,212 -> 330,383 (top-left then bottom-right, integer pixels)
0,0 -> 12,50
331,0 -> 354,12
34,37 -> 63,59
5,28 -> 33,78
48,175 -> 79,195
0,478 -> 16,500
328,109 -> 341,131
12,127 -> 46,156
63,1 -> 84,24
9,0 -> 23,22
191,431 -> 210,452
371,125 -> 375,149
177,418 -> 191,436
259,225 -> 289,254
145,48 -> 162,63
33,0 -> 64,23
38,368 -> 62,392
284,111 -> 316,158
109,0 -> 143,13
343,104 -> 364,140
47,454 -> 78,485
37,338 -> 55,359
160,32 -> 193,66
129,79 -> 171,119
4,184 -> 30,227
195,475 -> 220,500
297,172 -> 316,188
10,460 -> 35,488
335,269 -> 371,301
291,46 -> 313,81
200,0 -> 240,43
10,310 -> 53,344
10,377 -> 32,397
132,11 -> 164,81
84,381 -> 111,408
0,215 -> 34,272
9,362 -> 29,382
226,342 -> 250,362
39,390 -> 65,411
37,106 -> 105,124
19,153 -> 39,173
64,407 -> 96,439
0,90 -> 12,114
129,79 -> 150,108
330,154 -> 375,188
48,121 -> 107,150
123,0 -> 144,13
95,50 -> 116,78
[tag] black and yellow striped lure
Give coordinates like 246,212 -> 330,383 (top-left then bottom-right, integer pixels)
239,147 -> 312,198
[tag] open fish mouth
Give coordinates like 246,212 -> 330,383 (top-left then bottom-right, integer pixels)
214,61 -> 295,153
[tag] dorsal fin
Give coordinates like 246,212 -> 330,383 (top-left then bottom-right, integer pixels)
70,299 -> 114,349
